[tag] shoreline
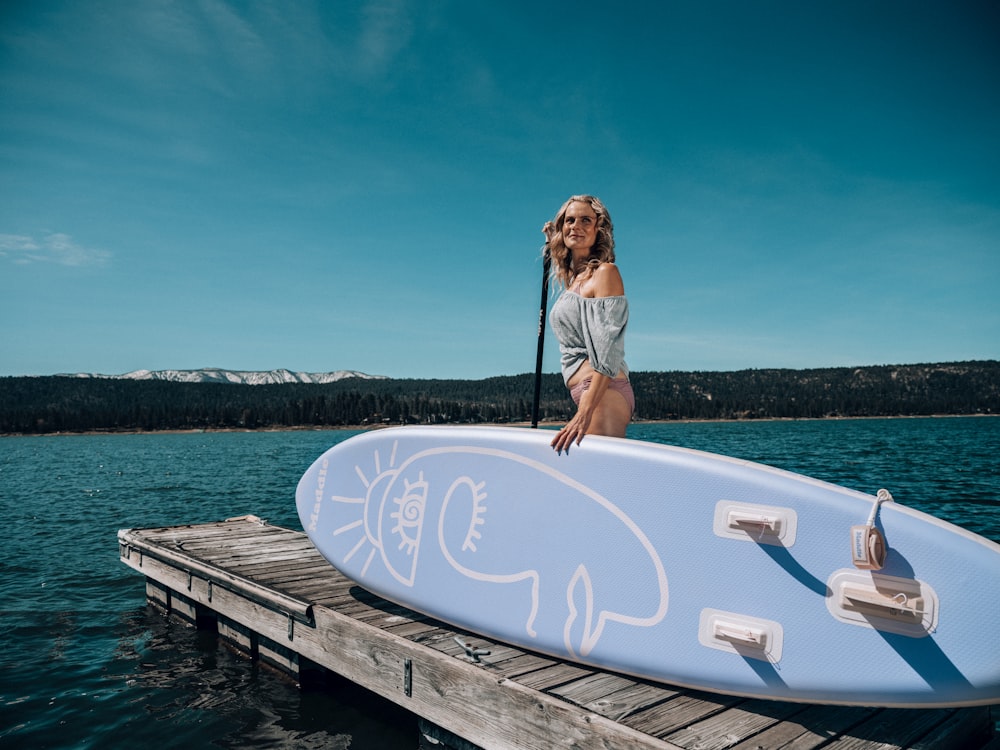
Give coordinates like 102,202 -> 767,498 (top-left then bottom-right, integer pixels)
3,412 -> 995,438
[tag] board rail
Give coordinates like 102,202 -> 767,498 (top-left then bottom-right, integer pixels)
118,517 -> 996,750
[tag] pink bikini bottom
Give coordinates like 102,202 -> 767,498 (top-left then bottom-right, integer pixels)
569,377 -> 635,415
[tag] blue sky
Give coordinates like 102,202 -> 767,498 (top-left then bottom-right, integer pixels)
1,1 -> 998,380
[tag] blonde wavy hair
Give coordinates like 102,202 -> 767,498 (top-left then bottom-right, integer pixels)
543,194 -> 615,288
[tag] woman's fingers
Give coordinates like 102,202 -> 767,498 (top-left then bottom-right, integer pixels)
550,416 -> 588,453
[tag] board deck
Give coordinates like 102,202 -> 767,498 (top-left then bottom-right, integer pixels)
296,425 -> 1000,707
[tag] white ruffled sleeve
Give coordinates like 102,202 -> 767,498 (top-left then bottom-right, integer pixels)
581,296 -> 629,378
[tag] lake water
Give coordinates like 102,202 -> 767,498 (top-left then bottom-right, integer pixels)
2,417 -> 998,748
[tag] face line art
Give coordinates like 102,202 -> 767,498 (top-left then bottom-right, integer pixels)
461,479 -> 487,553
438,474 -> 540,638
320,440 -> 669,657
390,472 -> 429,555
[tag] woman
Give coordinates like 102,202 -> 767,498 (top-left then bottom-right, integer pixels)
544,195 -> 634,453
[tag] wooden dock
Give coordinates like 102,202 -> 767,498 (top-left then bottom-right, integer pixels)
118,516 -> 997,750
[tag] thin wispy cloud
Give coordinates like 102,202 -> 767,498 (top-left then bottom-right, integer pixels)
0,3 -> 996,377
354,0 -> 414,79
0,233 -> 111,267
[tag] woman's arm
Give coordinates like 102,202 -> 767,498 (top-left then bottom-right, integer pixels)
550,371 -> 614,452
550,263 -> 627,452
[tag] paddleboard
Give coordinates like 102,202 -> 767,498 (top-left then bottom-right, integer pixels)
295,425 -> 1000,707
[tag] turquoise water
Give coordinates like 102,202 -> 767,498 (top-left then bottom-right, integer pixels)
1,418 -> 998,748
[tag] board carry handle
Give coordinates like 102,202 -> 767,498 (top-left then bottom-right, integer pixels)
851,489 -> 893,570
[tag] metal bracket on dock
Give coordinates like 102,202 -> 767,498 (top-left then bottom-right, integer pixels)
404,658 -> 412,697
453,637 -> 491,663
287,613 -> 295,641
207,580 -> 213,603
187,571 -> 193,591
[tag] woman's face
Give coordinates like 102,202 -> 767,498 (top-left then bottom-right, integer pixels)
562,201 -> 599,255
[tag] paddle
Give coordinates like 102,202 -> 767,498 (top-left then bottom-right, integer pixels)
531,242 -> 551,428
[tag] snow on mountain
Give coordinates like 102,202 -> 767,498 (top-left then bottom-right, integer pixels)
61,368 -> 388,385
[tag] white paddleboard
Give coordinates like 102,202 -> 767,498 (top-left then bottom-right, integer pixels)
295,425 -> 1000,707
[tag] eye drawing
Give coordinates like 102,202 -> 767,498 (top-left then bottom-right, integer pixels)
462,480 -> 488,553
390,472 -> 428,555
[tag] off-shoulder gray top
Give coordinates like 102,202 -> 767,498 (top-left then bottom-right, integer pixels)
549,290 -> 629,384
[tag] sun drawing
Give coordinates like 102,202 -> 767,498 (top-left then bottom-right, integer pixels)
328,440 -> 428,583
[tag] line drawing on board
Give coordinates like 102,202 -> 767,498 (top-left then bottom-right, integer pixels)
325,440 -> 669,658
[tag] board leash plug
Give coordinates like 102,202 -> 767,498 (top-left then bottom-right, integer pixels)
851,489 -> 893,570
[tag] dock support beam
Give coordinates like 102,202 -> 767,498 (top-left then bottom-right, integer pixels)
419,719 -> 485,750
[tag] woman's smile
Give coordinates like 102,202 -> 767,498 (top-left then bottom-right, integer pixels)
562,201 -> 599,254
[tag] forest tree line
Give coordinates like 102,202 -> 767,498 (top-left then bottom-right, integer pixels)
1,361 -> 997,434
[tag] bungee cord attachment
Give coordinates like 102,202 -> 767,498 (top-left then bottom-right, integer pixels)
850,488 -> 893,570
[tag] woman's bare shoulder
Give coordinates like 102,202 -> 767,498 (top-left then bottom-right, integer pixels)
590,262 -> 624,296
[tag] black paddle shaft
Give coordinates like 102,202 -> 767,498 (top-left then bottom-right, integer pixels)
531,249 -> 551,428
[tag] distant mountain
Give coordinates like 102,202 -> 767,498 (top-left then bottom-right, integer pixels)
59,367 -> 388,385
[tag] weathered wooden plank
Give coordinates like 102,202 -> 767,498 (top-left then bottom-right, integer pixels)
821,708 -> 956,750
241,566 -> 340,587
307,589 -> 371,608
124,529 -> 682,749
120,531 -> 314,622
267,579 -> 348,601
351,598 -> 422,622
136,521 -> 288,546
380,617 -> 440,640
297,601 -> 687,750
244,559 -> 337,578
727,703 -> 880,750
663,698 -> 808,750
283,572 -> 355,596
129,523 -> 308,559
187,548 -> 319,570
513,663 -> 596,691
479,652 -> 558,680
321,593 -> 381,616
356,609 -> 429,632
207,543 -> 323,563
168,529 -> 309,547
549,672 -> 644,708
586,680 -> 679,723
145,579 -> 170,609
217,612 -> 256,653
119,521 -> 996,750
908,707 -> 994,750
627,692 -> 741,739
